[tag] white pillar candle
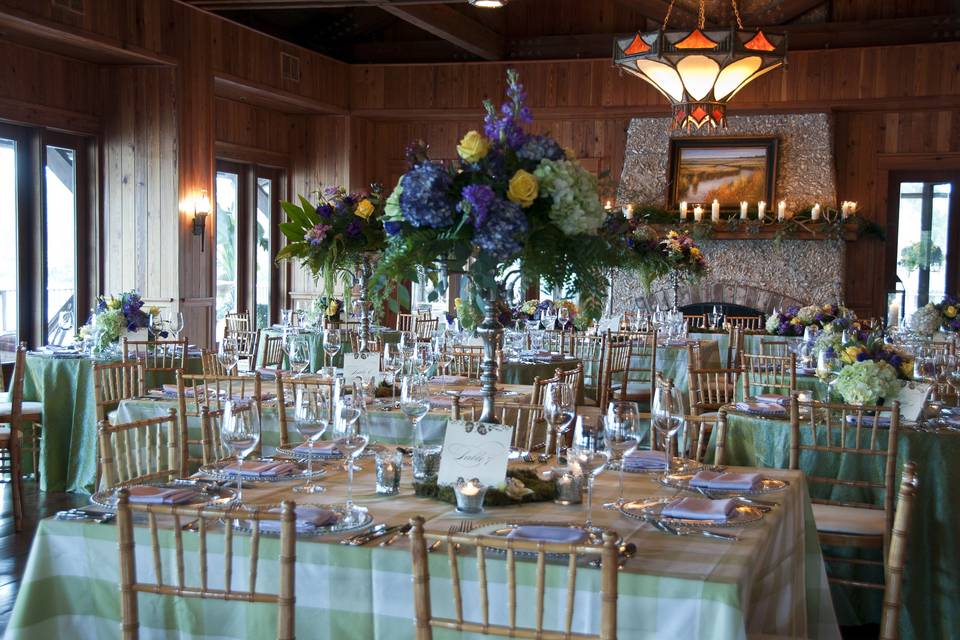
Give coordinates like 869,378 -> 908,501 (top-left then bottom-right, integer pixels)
679,201 -> 688,221
811,203 -> 821,220
693,205 -> 703,222
777,200 -> 786,221
888,300 -> 900,328
758,201 -> 766,220
711,199 -> 720,222
623,204 -> 634,220
604,199 -> 612,211
740,201 -> 748,219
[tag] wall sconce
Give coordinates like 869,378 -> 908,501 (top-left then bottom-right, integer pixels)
191,189 -> 212,252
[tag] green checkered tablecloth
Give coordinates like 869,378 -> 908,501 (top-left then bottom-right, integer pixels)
5,458 -> 839,639
22,354 -> 203,493
715,410 -> 960,640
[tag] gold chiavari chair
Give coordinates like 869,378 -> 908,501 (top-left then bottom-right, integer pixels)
687,367 -> 739,416
725,324 -> 744,369
554,364 -> 584,406
223,310 -> 252,340
115,491 -> 296,640
457,399 -> 549,457
198,403 -> 259,465
200,349 -> 227,377
599,338 -> 632,411
261,335 -> 285,370
726,315 -> 765,330
880,462 -> 919,640
789,396 -> 901,587
414,317 -> 438,340
530,370 -> 562,406
408,515 -> 619,640
275,375 -> 338,447
569,334 -> 606,406
540,330 -> 567,354
93,359 -> 147,489
97,409 -> 181,490
235,328 -> 261,371
610,331 -> 658,410
740,352 -> 796,397
684,313 -> 708,329
685,410 -> 728,466
686,341 -> 702,370
760,338 -> 793,357
0,345 -> 38,531
123,337 -> 188,374
396,313 -> 415,332
450,346 -> 484,380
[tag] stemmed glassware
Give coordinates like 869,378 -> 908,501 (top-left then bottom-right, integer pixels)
400,375 -> 437,479
542,305 -> 558,331
433,335 -> 454,387
568,415 -> 610,533
292,388 -> 332,494
332,395 -> 366,523
543,381 -> 575,464
400,331 -> 417,373
604,400 -> 641,507
709,305 -> 722,329
218,337 -> 239,375
558,306 -> 571,332
165,311 -> 184,340
58,310 -> 74,344
651,384 -> 687,473
322,329 -> 342,376
149,312 -> 165,340
383,343 -> 405,407
281,309 -> 293,327
220,400 -> 261,507
287,335 -> 311,377
415,343 -> 434,378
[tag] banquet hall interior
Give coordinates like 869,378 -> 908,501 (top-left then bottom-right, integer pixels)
0,0 -> 957,638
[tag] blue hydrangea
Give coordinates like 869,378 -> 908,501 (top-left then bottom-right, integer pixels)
458,184 -> 496,228
473,199 -> 528,260
517,135 -> 564,163
399,161 -> 455,228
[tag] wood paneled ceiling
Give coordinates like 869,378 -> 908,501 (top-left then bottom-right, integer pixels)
187,0 -> 960,63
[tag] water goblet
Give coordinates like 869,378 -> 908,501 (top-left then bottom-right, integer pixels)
292,388 -> 331,494
604,401 -> 641,507
651,384 -> 686,473
218,337 -> 239,375
543,381 -> 575,464
383,343 -> 405,407
568,415 -> 610,533
558,306 -> 571,332
220,400 -> 261,507
542,306 -> 558,331
322,329 -> 342,375
331,396 -> 365,522
58,310 -> 74,344
165,311 -> 184,340
287,336 -> 311,377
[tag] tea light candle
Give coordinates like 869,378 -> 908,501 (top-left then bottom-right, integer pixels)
811,203 -> 821,221
740,201 -> 748,219
679,201 -> 688,221
711,199 -> 720,222
604,199 -> 612,211
552,468 -> 583,505
777,200 -> 786,221
693,204 -> 703,222
454,477 -> 488,514
622,204 -> 634,220
758,201 -> 766,220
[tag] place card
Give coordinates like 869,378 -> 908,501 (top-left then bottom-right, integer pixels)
894,380 -> 931,422
596,315 -> 621,333
436,420 -> 512,487
341,351 -> 380,382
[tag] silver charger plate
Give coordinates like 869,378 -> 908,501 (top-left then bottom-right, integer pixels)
618,497 -> 764,529
274,442 -> 386,460
621,457 -> 703,475
198,459 -> 327,483
654,472 -> 788,495
90,482 -> 236,511
468,520 -> 608,559
229,503 -> 373,537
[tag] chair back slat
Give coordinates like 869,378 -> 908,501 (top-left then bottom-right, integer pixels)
415,317 -> 439,339
98,409 -> 180,490
123,338 -> 188,372
880,461 -> 919,640
569,334 -> 605,404
599,339 -> 631,411
94,359 -> 146,422
223,311 -> 252,339
741,353 -> 796,396
275,374 -> 338,446
760,339 -> 793,358
450,346 -> 484,380
726,315 -> 765,330
261,335 -> 285,369
687,367 -> 739,413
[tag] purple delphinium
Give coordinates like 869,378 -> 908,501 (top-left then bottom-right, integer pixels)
473,199 -> 528,260
316,203 -> 334,219
483,68 -> 531,150
399,161 -> 455,228
384,221 -> 402,236
459,184 -> 497,228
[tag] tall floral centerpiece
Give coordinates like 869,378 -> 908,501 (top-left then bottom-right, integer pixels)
79,291 -> 156,355
277,185 -> 387,346
376,69 -> 623,421
932,297 -> 960,334
908,303 -> 942,337
661,230 -> 707,309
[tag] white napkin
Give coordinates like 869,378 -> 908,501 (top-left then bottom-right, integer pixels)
622,450 -> 668,470
507,525 -> 587,544
293,441 -> 341,456
661,497 -> 735,520
127,485 -> 197,505
222,460 -> 298,477
689,470 -> 763,491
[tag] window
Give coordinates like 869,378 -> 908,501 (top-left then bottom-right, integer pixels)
0,124 -> 92,361
214,160 -> 283,340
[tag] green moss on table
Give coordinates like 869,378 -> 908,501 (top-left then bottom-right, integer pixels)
413,468 -> 556,507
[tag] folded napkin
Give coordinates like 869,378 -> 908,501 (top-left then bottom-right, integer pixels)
254,506 -> 339,532
689,470 -> 763,491
507,525 -> 588,544
255,368 -> 279,380
735,401 -> 786,416
753,393 -> 789,406
622,450 -> 668,471
222,460 -> 298,477
161,384 -> 193,397
661,497 -> 735,521
944,416 -> 960,428
127,485 -> 197,505
843,414 -> 892,427
430,375 -> 469,385
293,441 -> 341,457
796,366 -> 817,376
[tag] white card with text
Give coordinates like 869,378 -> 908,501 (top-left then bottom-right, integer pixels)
894,380 -> 931,422
437,420 -> 512,487
596,315 -> 621,333
341,352 -> 380,382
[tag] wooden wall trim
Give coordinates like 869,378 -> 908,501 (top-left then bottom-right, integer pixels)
214,141 -> 289,169
214,74 -> 348,116
0,97 -> 100,134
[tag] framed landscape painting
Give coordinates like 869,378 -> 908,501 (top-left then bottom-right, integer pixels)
668,137 -> 778,210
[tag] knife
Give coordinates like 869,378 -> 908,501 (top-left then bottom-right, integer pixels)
339,523 -> 386,545
343,524 -> 403,546
379,523 -> 413,546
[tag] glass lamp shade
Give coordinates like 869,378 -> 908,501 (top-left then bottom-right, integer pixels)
468,0 -> 508,6
614,28 -> 787,130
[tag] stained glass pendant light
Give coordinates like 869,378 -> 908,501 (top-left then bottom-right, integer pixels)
613,0 -> 786,130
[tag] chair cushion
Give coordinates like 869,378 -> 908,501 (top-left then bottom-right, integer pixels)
812,503 -> 885,536
0,402 -> 43,420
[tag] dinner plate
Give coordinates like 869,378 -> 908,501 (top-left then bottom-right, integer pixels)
620,457 -> 703,475
274,442 -> 386,460
654,472 -> 788,496
229,503 -> 373,537
618,497 -> 764,529
468,520 -> 607,558
90,481 -> 236,511
198,459 -> 326,483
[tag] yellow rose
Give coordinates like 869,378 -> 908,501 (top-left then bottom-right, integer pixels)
900,359 -> 915,379
841,346 -> 863,364
454,297 -> 463,309
456,130 -> 490,163
326,302 -> 339,316
507,170 -> 539,208
690,247 -> 701,257
148,306 -> 160,316
354,199 -> 374,220
107,298 -> 121,310
563,146 -> 577,160
946,305 -> 957,318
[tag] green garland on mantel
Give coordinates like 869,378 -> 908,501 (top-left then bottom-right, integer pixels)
413,468 -> 556,507
626,204 -> 885,243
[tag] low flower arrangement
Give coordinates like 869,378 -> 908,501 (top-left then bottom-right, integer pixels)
277,185 -> 387,294
813,317 -> 872,356
306,297 -> 343,325
79,291 -> 156,353
834,359 -> 901,406
908,303 -> 943,337
933,297 -> 960,333
766,303 -> 854,336
413,468 -> 554,506
512,299 -> 552,321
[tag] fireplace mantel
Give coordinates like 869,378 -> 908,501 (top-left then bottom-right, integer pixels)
643,222 -> 860,242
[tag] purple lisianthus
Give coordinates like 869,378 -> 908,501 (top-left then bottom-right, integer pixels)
305,223 -> 332,246
399,161 -> 456,228
459,184 -> 497,229
473,199 -> 528,260
316,203 -> 334,219
345,219 -> 362,238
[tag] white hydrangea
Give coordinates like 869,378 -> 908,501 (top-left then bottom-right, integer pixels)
765,314 -> 781,333
834,360 -> 900,406
796,305 -> 819,324
909,303 -> 941,337
533,159 -> 605,236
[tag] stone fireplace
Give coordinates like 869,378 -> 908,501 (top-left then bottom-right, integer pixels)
611,113 -> 845,316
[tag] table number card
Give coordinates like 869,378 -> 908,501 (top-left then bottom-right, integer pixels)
894,380 -> 931,423
596,315 -> 621,333
341,351 -> 380,381
437,420 -> 512,487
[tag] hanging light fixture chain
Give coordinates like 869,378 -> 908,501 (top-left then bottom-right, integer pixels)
661,0 -> 676,30
698,0 -> 706,29
730,0 -> 744,29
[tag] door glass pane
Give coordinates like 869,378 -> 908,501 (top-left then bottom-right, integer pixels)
215,171 -> 239,340
896,182 -> 952,316
255,177 -> 271,329
0,138 -> 17,362
45,145 -> 77,345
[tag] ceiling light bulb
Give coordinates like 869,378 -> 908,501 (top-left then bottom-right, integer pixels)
469,0 -> 507,7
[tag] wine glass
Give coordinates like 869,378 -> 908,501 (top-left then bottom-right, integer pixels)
415,343 -> 434,378
280,309 -> 292,327
383,343 -> 405,407
558,306 -> 571,332
542,306 -> 558,331
332,396 -> 366,522
292,388 -> 331,494
433,335 -> 454,388
651,384 -> 686,473
58,310 -> 74,344
400,330 -> 417,364
604,401 -> 641,507
543,381 -> 575,464
400,374 -> 431,443
165,311 -> 184,340
322,329 -> 342,375
218,337 -> 239,375
568,415 -> 610,533
220,400 -> 261,507
287,336 -> 311,377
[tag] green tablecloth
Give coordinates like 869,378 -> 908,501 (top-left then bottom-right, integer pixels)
6,460 -> 839,639
23,354 -> 202,493
259,328 -> 401,373
501,357 -> 580,386
714,410 -> 960,640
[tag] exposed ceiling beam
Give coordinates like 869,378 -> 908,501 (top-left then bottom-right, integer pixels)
189,0 -> 466,8
610,0 -> 707,28
775,0 -> 827,24
375,3 -> 505,60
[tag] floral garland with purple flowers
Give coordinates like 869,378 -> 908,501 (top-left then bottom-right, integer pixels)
374,69 -> 625,321
766,303 -> 854,336
277,184 -> 387,294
